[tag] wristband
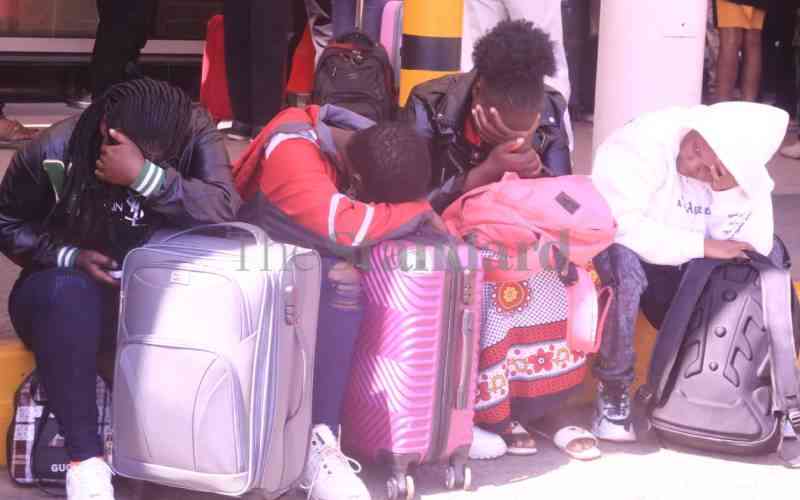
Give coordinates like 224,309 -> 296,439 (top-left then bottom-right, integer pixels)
130,160 -> 166,197
56,246 -> 80,268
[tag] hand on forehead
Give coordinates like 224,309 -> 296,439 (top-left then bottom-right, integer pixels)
472,103 -> 539,147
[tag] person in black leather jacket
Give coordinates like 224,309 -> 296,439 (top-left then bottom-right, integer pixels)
403,20 -> 571,213
0,79 -> 240,500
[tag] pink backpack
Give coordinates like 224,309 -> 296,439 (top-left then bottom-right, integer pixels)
442,173 -> 617,353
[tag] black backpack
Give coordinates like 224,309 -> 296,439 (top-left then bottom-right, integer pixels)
640,245 -> 800,466
312,31 -> 396,122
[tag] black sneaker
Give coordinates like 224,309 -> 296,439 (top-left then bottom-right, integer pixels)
591,382 -> 637,442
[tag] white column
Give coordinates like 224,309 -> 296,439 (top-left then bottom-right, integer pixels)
592,0 -> 707,154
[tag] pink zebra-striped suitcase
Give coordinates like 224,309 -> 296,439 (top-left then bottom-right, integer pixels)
341,238 -> 482,500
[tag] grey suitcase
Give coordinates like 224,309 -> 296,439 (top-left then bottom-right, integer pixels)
111,223 -> 321,497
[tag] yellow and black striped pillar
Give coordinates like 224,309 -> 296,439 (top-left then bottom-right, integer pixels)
399,0 -> 464,106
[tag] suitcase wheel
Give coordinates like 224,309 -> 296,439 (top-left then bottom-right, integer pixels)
386,473 -> 415,500
444,463 -> 472,491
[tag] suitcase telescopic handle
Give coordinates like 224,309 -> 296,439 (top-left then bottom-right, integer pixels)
288,333 -> 309,420
355,0 -> 365,31
285,284 -> 311,420
157,222 -> 267,247
456,309 -> 475,410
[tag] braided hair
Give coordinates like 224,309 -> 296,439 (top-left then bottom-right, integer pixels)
52,78 -> 193,247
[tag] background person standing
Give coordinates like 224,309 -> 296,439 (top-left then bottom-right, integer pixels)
714,0 -> 767,102
68,0 -> 158,109
222,0 -> 291,141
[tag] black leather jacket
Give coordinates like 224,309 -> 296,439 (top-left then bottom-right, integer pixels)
402,70 -> 571,213
0,105 -> 242,268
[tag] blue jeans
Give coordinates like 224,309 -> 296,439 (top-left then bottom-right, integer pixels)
9,258 -> 364,458
311,257 -> 365,433
592,241 -> 791,387
10,268 -> 117,461
591,245 -> 683,387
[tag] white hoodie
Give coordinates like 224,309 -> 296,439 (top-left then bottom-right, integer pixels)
591,102 -> 788,266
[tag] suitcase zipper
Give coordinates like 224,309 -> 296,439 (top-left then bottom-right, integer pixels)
430,263 -> 464,461
251,272 -> 283,493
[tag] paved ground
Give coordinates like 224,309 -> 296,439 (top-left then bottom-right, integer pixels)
2,406 -> 799,500
1,104 -> 799,500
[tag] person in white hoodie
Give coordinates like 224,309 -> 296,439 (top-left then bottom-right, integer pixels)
590,101 -> 789,443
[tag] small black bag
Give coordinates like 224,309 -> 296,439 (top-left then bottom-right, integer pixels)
641,245 -> 800,465
312,31 -> 397,122
6,371 -> 113,491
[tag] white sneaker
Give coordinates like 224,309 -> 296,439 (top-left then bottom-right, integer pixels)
780,141 -> 800,159
591,383 -> 637,443
300,425 -> 371,500
468,425 -> 507,460
66,457 -> 115,500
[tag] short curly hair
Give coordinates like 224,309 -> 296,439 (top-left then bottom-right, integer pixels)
347,122 -> 432,204
473,19 -> 557,111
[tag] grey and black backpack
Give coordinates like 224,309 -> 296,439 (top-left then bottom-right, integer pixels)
640,243 -> 800,466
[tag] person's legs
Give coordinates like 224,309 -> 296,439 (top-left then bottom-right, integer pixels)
780,45 -> 800,158
742,28 -> 763,101
130,0 -> 157,65
311,258 -> 364,431
90,0 -> 155,98
332,0 -> 357,38
362,0 -> 388,40
247,0 -> 291,135
591,244 -> 648,441
638,262 -> 685,331
303,257 -> 369,500
592,245 -> 648,387
505,0 -> 572,105
224,0 -> 254,133
796,45 -> 800,128
768,2 -> 796,115
9,268 -> 117,462
716,27 -> 744,102
460,0 -> 507,71
562,0 -> 590,119
306,0 -> 334,66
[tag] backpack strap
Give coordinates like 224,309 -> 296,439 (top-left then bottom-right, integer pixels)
750,256 -> 800,466
640,258 -> 723,407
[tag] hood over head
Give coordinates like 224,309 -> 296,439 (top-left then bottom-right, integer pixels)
689,101 -> 788,199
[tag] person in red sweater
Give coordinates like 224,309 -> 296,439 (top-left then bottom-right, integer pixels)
234,104 -> 437,500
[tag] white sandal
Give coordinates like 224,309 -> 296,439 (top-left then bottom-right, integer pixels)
551,426 -> 602,461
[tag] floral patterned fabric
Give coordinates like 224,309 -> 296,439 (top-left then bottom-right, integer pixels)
474,268 -> 588,429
